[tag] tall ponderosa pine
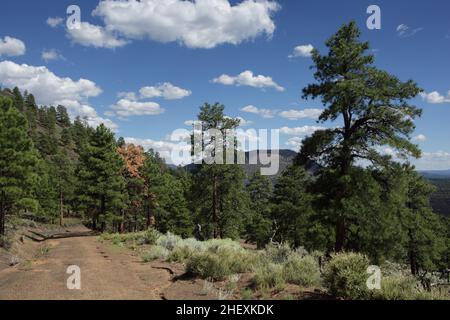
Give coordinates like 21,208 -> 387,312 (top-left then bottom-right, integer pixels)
297,22 -> 423,251
77,124 -> 125,231
0,97 -> 39,236
192,103 -> 249,239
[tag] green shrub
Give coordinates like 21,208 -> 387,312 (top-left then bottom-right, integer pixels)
252,263 -> 286,292
139,229 -> 160,245
283,254 -> 321,287
187,252 -> 230,280
373,275 -> 449,300
323,252 -> 370,300
263,243 -> 292,264
157,232 -> 182,251
186,248 -> 252,280
142,245 -> 169,262
373,275 -> 418,300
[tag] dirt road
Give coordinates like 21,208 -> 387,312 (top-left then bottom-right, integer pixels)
0,227 -> 176,300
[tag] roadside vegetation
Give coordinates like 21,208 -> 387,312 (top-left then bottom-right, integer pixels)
99,230 -> 450,300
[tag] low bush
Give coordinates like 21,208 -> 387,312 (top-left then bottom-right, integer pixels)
186,247 -> 252,280
251,263 -> 286,292
373,274 -> 449,300
323,252 -> 370,300
157,232 -> 182,251
373,275 -> 418,300
141,245 -> 169,262
263,243 -> 292,264
283,254 -> 321,287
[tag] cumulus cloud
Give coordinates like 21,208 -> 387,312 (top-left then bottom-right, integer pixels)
110,99 -> 164,118
241,105 -> 277,118
0,36 -> 26,57
413,151 -> 450,170
92,0 -> 280,49
396,24 -> 423,38
47,17 -> 64,28
140,83 -> 192,100
0,60 -> 117,130
213,70 -> 285,92
279,108 -> 322,120
67,21 -> 128,49
223,116 -> 253,127
420,91 -> 450,104
279,126 -> 325,136
285,136 -> 304,150
288,44 -> 314,58
41,49 -> 64,62
117,91 -> 138,101
413,134 -> 427,142
124,137 -> 191,164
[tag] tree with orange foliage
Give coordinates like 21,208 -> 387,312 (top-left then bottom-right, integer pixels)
117,143 -> 146,232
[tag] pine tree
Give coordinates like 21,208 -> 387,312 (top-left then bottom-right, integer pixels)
0,97 -> 39,236
12,87 -> 24,112
56,105 -> 71,127
270,165 -> 314,248
50,149 -> 76,226
77,124 -> 125,231
297,22 -> 423,251
245,171 -> 273,248
192,103 -> 248,239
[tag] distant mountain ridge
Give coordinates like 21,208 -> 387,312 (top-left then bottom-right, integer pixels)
419,170 -> 450,179
182,149 -> 320,183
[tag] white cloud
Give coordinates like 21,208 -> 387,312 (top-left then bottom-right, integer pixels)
0,60 -> 117,130
288,44 -> 314,58
241,105 -> 277,118
67,21 -> 128,49
279,126 -> 325,136
285,137 -> 304,150
420,91 -> 450,104
396,24 -> 423,38
92,0 -> 280,49
279,108 -> 322,120
413,151 -> 450,170
140,83 -> 192,100
0,36 -> 26,57
41,49 -> 64,62
124,137 -> 190,164
110,99 -> 164,118
224,115 -> 253,127
213,70 -> 285,92
235,116 -> 253,127
413,134 -> 427,142
47,17 -> 64,28
117,91 -> 138,101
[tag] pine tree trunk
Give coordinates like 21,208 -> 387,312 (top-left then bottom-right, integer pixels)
212,175 -> 218,238
0,192 -> 6,236
408,230 -> 418,275
334,142 -> 351,252
100,195 -> 106,232
59,190 -> 64,227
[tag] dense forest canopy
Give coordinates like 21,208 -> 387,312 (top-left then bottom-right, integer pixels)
0,23 -> 448,277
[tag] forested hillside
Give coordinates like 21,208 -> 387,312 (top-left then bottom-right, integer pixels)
1,22 -> 449,282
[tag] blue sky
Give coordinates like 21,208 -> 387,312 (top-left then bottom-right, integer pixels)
0,0 -> 449,169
